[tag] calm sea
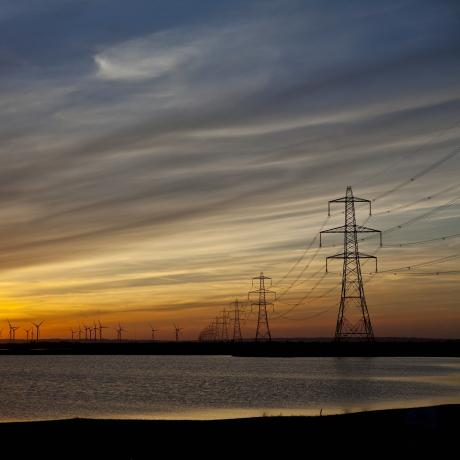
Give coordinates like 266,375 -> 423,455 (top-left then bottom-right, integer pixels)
0,356 -> 459,421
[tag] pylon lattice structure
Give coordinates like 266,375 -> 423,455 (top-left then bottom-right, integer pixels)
248,273 -> 276,341
320,186 -> 382,342
221,309 -> 230,341
230,298 -> 243,342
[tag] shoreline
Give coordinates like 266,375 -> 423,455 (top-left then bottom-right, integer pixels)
1,404 -> 458,457
1,339 -> 459,356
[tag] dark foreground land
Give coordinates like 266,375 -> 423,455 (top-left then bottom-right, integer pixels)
0,405 -> 457,458
1,339 -> 459,356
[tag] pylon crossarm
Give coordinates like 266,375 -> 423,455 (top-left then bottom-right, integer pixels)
320,225 -> 347,246
357,253 -> 378,272
325,253 -> 345,272
328,199 -> 346,215
321,225 -> 347,233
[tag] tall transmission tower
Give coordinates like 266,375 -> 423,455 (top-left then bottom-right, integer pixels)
221,309 -> 230,342
248,272 -> 276,341
230,298 -> 243,342
320,186 -> 382,341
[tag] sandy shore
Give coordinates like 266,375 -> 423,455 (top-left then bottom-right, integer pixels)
0,404 -> 457,458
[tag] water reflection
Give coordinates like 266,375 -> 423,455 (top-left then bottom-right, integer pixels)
0,356 -> 458,421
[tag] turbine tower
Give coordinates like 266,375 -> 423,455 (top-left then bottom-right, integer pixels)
7,320 -> 19,342
98,320 -> 108,340
116,324 -> 125,341
320,186 -> 382,341
32,321 -> 44,342
83,324 -> 90,340
248,273 -> 276,341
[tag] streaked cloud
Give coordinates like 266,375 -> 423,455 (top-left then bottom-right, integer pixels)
0,0 -> 459,339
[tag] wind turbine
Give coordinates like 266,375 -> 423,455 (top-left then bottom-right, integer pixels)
24,328 -> 31,341
98,320 -> 108,340
71,329 -> 76,340
7,320 -> 19,342
32,321 -> 44,342
93,322 -> 98,341
77,325 -> 83,341
116,324 -> 125,341
83,324 -> 89,340
173,323 -> 182,342
149,325 -> 158,341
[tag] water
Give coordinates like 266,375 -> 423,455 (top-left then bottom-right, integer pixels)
0,356 -> 459,421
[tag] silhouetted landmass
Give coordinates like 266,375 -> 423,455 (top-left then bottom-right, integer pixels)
0,339 -> 459,356
0,404 -> 457,458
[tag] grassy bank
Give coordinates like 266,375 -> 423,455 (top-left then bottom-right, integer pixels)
0,404 -> 457,458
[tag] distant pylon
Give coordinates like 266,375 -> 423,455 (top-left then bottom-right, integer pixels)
248,272 -> 276,341
149,325 -> 158,341
221,309 -> 230,342
173,323 -> 182,342
320,186 -> 382,342
230,298 -> 243,342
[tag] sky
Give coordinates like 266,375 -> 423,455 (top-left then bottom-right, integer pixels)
0,0 -> 459,340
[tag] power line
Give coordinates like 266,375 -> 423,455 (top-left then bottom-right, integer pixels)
277,245 -> 323,298
372,183 -> 460,217
371,144 -> 460,202
383,232 -> 460,247
385,270 -> 460,276
275,304 -> 337,322
274,215 -> 330,288
355,193 -> 460,245
272,271 -> 329,320
370,253 -> 460,274
353,117 -> 460,188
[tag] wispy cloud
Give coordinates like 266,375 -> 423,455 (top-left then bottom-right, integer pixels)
0,0 -> 459,337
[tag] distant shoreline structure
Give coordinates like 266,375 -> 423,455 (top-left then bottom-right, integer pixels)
0,339 -> 459,357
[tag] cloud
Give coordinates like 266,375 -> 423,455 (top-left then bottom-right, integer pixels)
94,34 -> 198,81
0,0 -> 459,336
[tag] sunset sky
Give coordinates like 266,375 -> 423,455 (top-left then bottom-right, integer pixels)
0,0 -> 459,340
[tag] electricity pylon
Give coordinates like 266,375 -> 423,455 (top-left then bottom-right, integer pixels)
320,186 -> 382,341
173,323 -> 182,342
149,325 -> 158,341
221,309 -> 230,342
230,298 -> 243,342
248,272 -> 276,341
